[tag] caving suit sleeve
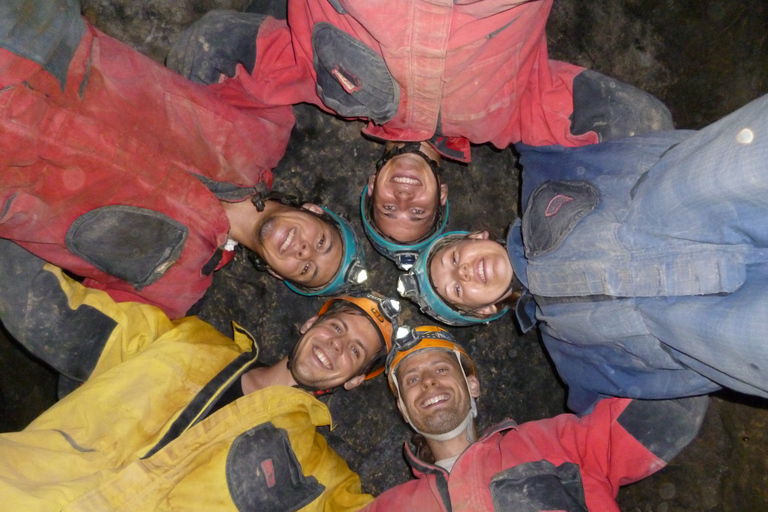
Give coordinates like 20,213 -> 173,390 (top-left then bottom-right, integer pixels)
0,238 -> 204,382
1,0 -> 294,319
513,396 -> 708,506
167,10 -> 319,107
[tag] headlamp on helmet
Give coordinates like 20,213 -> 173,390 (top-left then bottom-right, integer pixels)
385,325 -> 474,393
285,207 -> 369,296
397,231 -> 510,326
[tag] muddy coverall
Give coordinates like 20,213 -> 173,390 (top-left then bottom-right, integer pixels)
510,93 -> 768,413
362,396 -> 706,512
169,0 -> 673,163
0,0 -> 294,318
0,240 -> 372,512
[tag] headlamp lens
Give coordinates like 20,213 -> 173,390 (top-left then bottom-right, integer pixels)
381,298 -> 401,319
395,325 -> 412,342
345,261 -> 368,286
396,253 -> 417,270
397,274 -> 418,297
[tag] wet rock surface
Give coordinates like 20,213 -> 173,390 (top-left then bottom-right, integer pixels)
2,1 -> 768,510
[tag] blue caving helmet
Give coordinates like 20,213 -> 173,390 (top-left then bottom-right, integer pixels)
396,231 -> 510,326
285,207 -> 369,296
360,142 -> 450,270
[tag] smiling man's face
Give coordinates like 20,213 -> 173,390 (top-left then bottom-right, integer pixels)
368,153 -> 447,243
256,204 -> 343,289
396,350 -> 478,436
289,310 -> 382,391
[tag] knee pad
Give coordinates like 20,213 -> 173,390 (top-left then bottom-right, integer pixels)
166,10 -> 266,85
571,69 -> 674,141
65,205 -> 188,290
312,22 -> 399,123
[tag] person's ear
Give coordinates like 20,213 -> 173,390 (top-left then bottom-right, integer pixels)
299,315 -> 319,334
468,231 -> 489,240
267,268 -> 284,281
439,183 -> 448,206
301,203 -> 325,216
367,174 -> 376,196
473,303 -> 498,318
466,374 -> 481,399
342,373 -> 366,390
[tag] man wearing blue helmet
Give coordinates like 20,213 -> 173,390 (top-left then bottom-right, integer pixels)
165,4 -> 671,271
360,142 -> 449,270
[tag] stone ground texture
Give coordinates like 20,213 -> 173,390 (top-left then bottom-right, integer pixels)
2,1 -> 768,511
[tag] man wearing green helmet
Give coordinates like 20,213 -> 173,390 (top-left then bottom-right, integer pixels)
364,325 -> 708,512
0,0 -> 366,321
0,238 -> 399,511
165,1 -> 674,272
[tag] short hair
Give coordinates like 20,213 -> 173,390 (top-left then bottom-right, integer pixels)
321,302 -> 387,378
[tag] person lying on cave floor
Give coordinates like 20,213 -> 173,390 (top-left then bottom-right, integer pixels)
0,238 -> 400,512
358,325 -> 707,512
165,1 -> 674,267
0,0 -> 366,321
397,92 -> 768,414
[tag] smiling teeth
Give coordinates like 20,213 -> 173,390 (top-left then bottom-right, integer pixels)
392,177 -> 420,185
280,227 -> 296,253
422,394 -> 449,407
479,260 -> 486,282
314,347 -> 332,370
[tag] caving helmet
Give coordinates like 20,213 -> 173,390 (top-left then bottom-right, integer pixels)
286,207 -> 370,296
385,325 -> 475,393
396,232 -> 510,326
361,142 -> 449,270
314,290 -> 402,380
385,325 -> 478,441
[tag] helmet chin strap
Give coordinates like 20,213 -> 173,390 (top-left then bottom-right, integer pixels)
415,396 -> 477,442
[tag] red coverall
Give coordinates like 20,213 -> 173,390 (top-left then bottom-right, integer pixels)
361,398 -> 705,512
0,21 -> 294,318
236,0 -> 598,162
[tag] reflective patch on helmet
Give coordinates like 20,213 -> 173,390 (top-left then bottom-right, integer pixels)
312,22 -> 400,124
522,181 -> 598,258
65,206 -> 188,290
226,423 -> 325,512
489,460 -> 588,512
